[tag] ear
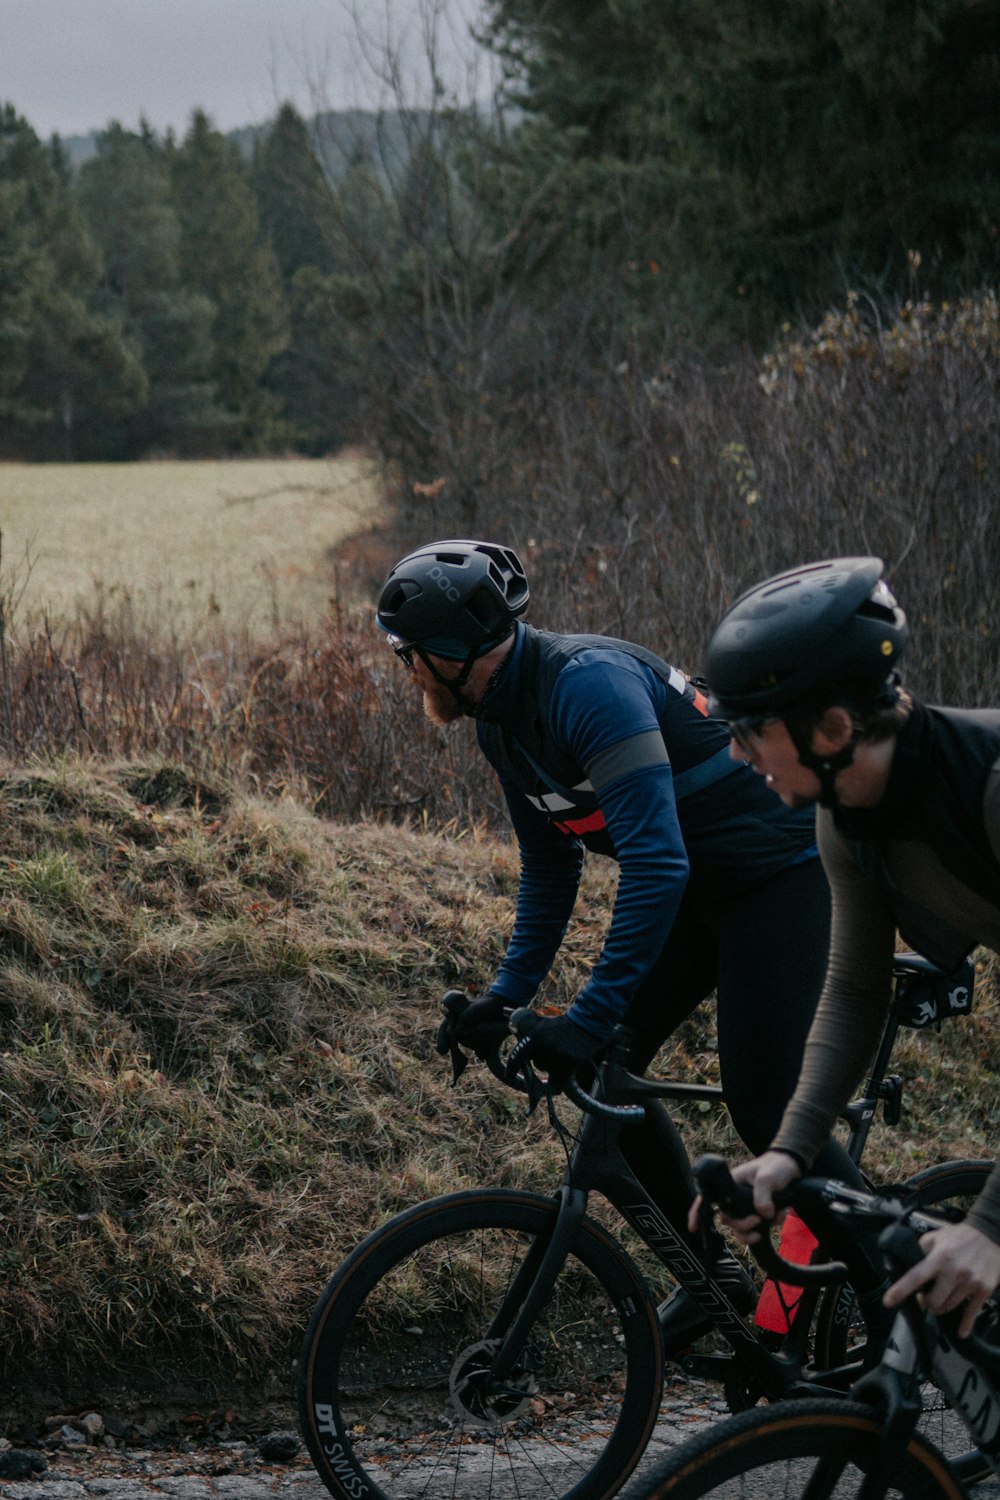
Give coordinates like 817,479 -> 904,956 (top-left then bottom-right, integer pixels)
812,705 -> 855,755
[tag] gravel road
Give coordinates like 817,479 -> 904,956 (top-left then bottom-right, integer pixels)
4,1385 -> 996,1500
0,1378 -> 727,1500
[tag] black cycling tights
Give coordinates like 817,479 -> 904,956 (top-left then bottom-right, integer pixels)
618,856 -> 884,1296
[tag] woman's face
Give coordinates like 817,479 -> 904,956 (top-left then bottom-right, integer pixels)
730,718 -> 823,809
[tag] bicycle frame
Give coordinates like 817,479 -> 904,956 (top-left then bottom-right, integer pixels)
853,1286 -> 1000,1481
487,1033 -> 843,1405
695,1157 -> 1000,1495
482,951 -> 973,1416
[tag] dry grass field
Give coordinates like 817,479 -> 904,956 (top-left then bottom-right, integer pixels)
0,454 -> 386,635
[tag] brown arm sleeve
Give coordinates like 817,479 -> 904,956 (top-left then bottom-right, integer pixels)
966,1165 -> 1000,1246
772,810 -> 898,1168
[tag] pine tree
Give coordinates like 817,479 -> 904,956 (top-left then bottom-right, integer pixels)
253,104 -> 337,282
76,121 -> 231,457
0,106 -> 146,458
252,103 -> 349,452
170,111 -> 289,448
485,0 -> 1000,333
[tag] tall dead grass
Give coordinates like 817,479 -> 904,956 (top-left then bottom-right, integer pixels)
0,759 -> 564,1407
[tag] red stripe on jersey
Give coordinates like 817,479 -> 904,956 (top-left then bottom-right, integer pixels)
692,688 -> 709,717
554,810 -> 607,835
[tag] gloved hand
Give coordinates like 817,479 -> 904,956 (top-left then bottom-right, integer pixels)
507,1010 -> 606,1088
435,990 -> 512,1065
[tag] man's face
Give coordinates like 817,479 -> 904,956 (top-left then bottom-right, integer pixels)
411,651 -> 476,725
730,718 -> 822,809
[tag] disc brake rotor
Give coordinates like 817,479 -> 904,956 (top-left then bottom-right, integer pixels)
449,1339 -> 539,1426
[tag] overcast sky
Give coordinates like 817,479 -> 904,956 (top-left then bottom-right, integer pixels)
1,0 -> 490,141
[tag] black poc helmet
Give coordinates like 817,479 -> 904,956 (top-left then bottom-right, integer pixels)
377,540 -> 529,660
705,557 -> 908,719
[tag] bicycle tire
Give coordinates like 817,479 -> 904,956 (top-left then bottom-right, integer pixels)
298,1187 -> 664,1500
813,1157 -> 994,1484
621,1397 -> 967,1500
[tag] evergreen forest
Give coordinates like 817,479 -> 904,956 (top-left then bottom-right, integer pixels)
3,1 -> 1000,713
2,0 -> 998,467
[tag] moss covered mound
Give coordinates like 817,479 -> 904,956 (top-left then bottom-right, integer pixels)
0,759 -> 561,1409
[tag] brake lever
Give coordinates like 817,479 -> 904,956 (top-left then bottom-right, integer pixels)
446,1040 -> 470,1086
435,989 -> 473,1086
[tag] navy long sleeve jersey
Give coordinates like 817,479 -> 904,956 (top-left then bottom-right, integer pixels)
474,623 -> 818,1036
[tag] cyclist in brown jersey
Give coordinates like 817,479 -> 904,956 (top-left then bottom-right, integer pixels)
693,555 -> 1000,1339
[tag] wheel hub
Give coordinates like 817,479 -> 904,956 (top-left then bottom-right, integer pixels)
448,1339 -> 538,1427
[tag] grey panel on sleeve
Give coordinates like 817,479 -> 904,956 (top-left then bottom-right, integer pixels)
585,730 -> 669,792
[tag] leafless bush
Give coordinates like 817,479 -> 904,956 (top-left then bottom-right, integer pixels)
289,1 -> 999,709
0,587 -> 500,829
1,295 -> 996,831
383,290 -> 1000,708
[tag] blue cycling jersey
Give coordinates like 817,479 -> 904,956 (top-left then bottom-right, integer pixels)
475,623 -> 818,1035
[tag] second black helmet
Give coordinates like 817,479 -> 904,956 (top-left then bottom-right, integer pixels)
704,557 -> 908,718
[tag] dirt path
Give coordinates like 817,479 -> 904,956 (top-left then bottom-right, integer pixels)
0,1381 -> 728,1499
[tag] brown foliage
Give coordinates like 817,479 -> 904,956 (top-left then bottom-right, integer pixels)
0,295 -> 997,835
0,587 -> 497,829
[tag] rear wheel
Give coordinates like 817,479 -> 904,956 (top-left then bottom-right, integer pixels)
298,1187 -> 665,1500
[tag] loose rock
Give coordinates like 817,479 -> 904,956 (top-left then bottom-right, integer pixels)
0,1449 -> 47,1480
255,1433 -> 300,1462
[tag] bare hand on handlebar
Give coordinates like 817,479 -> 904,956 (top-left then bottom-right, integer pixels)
687,1149 -> 804,1241
884,1219 -> 1000,1338
689,1153 -> 850,1290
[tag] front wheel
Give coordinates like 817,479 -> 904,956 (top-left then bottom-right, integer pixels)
298,1187 -> 664,1500
621,1397 -> 965,1500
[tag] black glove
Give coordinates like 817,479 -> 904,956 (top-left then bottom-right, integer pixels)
507,1010 -> 606,1088
435,990 -> 512,1080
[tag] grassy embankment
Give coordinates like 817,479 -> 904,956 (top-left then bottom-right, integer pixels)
0,457 -> 995,1420
2,756 -> 995,1422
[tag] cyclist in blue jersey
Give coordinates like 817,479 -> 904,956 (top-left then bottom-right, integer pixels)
376,539 -> 879,1353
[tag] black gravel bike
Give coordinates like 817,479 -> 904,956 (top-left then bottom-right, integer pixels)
298,953 -> 991,1500
623,1156 -> 1000,1500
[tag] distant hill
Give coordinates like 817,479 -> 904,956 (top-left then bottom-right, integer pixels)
60,131 -> 101,166
60,106 -> 441,182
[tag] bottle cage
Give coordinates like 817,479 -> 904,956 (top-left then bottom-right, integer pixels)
891,955 -> 975,1029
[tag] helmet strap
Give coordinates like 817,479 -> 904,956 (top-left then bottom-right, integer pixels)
415,644 -> 481,701
786,718 -> 860,808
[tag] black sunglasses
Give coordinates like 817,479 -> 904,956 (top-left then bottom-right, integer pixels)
727,714 -> 778,751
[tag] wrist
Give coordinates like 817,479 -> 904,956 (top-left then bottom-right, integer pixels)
769,1147 -> 807,1174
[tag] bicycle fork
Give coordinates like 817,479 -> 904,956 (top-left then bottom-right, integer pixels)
476,1182 -> 590,1389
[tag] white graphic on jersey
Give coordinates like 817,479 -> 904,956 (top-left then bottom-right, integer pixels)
526,779 -> 594,813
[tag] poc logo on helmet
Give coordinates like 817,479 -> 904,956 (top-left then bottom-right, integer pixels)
428,565 -> 462,603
